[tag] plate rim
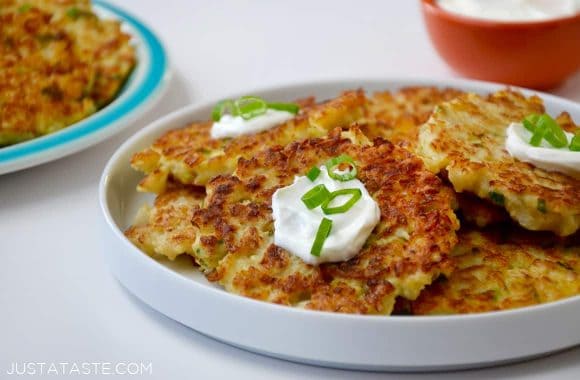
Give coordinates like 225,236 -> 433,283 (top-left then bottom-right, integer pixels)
0,0 -> 170,175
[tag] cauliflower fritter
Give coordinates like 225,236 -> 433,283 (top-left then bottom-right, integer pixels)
417,90 -> 580,236
0,0 -> 135,146
189,128 -> 459,314
362,87 -> 464,150
402,226 -> 580,315
131,91 -> 366,192
125,184 -> 205,260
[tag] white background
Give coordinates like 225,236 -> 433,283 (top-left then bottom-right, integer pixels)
1,0 -> 580,379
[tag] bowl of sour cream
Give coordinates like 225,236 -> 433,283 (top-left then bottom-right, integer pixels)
421,0 -> 580,89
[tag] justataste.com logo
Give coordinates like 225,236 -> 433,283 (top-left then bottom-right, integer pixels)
6,362 -> 153,376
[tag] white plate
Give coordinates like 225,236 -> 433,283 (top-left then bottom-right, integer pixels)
0,1 -> 169,175
99,78 -> 580,372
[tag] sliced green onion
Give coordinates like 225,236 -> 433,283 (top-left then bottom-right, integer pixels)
321,188 -> 362,215
306,166 -> 321,182
267,102 -> 300,114
66,7 -> 93,19
529,122 -> 548,147
212,96 -> 300,122
66,7 -> 80,18
522,114 -> 540,133
18,4 -> 31,13
212,99 -> 237,121
570,134 -> 580,152
235,96 -> 268,120
537,114 -> 568,148
325,155 -> 357,182
311,218 -> 332,257
301,184 -> 330,210
537,199 -> 547,214
488,191 -> 505,206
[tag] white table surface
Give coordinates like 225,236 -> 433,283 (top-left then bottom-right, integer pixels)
1,1 -> 579,379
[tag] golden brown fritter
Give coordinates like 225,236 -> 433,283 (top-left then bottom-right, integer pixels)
362,87 -> 464,149
125,184 -> 205,260
0,0 -> 135,146
189,128 -> 459,314
402,226 -> 580,315
131,91 -> 366,192
417,90 -> 580,236
365,87 -> 512,228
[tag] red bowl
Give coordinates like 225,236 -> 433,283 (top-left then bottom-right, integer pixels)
421,0 -> 580,89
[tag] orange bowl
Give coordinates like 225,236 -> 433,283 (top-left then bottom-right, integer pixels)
421,0 -> 580,89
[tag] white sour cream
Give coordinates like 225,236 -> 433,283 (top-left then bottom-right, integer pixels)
210,109 -> 295,139
437,0 -> 580,22
505,122 -> 580,179
272,166 -> 380,265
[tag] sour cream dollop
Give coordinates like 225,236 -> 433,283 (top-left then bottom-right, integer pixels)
505,122 -> 580,179
271,166 -> 380,265
210,109 -> 295,139
437,0 -> 580,22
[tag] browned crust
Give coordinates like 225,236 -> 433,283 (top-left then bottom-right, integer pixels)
190,129 -> 459,314
124,183 -> 205,260
362,86 -> 464,149
407,226 -> 580,315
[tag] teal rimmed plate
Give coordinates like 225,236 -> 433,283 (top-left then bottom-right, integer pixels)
0,0 -> 169,175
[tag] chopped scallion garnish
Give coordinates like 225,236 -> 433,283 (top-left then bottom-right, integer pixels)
306,166 -> 321,182
523,113 -> 568,148
310,218 -> 332,257
325,155 -> 357,182
321,188 -> 362,215
211,96 -> 300,122
301,184 -> 330,210
211,99 -> 237,121
537,199 -> 547,214
489,191 -> 505,206
522,114 -> 540,133
570,134 -> 580,152
235,96 -> 268,120
66,7 -> 93,19
18,4 -> 31,13
267,102 -> 300,114
537,114 -> 568,148
529,122 -> 548,147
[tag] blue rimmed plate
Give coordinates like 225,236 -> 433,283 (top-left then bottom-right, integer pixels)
0,1 -> 169,175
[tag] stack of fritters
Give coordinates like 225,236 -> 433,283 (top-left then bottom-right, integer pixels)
126,86 -> 580,315
0,0 -> 135,145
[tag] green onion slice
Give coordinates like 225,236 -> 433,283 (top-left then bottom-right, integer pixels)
530,122 -> 548,147
301,184 -> 330,210
570,134 -> 580,152
212,100 -> 237,121
311,218 -> 332,257
267,102 -> 300,114
321,188 -> 362,215
18,4 -> 31,13
488,191 -> 505,206
212,96 -> 300,122
325,155 -> 357,182
235,96 -> 268,120
522,114 -> 540,133
537,114 -> 568,148
306,166 -> 321,182
537,199 -> 547,214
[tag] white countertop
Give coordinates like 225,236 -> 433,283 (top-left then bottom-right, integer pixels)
1,1 -> 579,379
